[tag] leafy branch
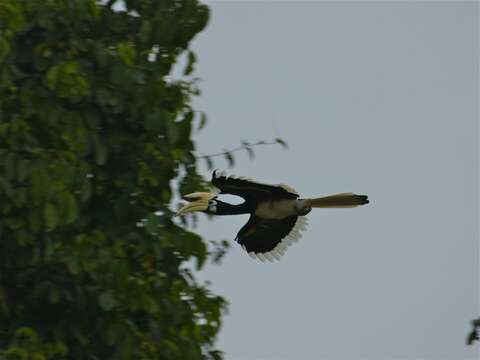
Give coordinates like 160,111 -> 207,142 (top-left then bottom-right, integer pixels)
196,138 -> 288,170
467,318 -> 480,345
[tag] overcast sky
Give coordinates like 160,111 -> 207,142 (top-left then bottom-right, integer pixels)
183,2 -> 479,360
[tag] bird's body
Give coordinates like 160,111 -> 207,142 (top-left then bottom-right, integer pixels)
255,199 -> 300,219
177,170 -> 369,262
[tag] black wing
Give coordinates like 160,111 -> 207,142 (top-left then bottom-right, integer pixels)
235,215 -> 308,262
211,170 -> 299,203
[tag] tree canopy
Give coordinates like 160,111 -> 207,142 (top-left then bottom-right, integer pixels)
0,1 -> 228,359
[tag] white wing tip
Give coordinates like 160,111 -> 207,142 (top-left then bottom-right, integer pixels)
248,250 -> 281,262
245,216 -> 309,262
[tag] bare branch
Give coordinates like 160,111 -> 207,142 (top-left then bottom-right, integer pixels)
196,140 -> 286,160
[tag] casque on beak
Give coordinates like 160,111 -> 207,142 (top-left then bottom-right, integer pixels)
176,192 -> 216,216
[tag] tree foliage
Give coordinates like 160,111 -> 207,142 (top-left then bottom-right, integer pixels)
467,318 -> 480,345
0,1 -> 227,359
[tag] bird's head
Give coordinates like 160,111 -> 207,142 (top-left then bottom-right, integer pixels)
176,192 -> 217,216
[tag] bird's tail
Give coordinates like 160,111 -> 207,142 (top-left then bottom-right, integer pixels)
304,193 -> 369,208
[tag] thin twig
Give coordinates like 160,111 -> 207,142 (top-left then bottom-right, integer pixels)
196,141 -> 281,159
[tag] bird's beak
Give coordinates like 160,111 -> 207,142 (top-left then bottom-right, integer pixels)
176,192 -> 216,216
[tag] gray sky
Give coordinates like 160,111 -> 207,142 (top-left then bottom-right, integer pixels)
186,2 -> 478,360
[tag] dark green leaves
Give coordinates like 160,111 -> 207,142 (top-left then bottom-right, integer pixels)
223,150 -> 234,168
91,133 -> 108,165
0,2 -> 26,32
56,191 -> 78,225
29,167 -> 49,206
184,50 -> 197,76
209,240 -> 230,265
144,213 -> 161,235
117,42 -> 136,66
467,318 -> 480,345
99,291 -> 118,311
43,203 -> 57,231
145,109 -> 174,132
203,156 -> 213,170
0,35 -> 11,63
241,142 -> 255,160
467,328 -> 479,345
46,61 -> 90,99
0,1 -> 225,359
197,112 -> 207,131
275,137 -> 288,149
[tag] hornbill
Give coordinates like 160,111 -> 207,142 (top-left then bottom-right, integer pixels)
177,170 -> 369,262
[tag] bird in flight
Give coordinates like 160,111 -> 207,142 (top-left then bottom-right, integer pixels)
177,170 -> 369,262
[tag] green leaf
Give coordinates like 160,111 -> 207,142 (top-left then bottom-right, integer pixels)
80,178 -> 92,202
144,213 -> 160,235
4,152 -> 15,180
204,156 -> 213,170
0,177 -> 14,200
28,210 -> 42,233
166,117 -> 185,145
163,339 -> 180,355
65,194 -> 78,224
209,350 -> 224,360
46,61 -> 90,99
144,109 -> 164,132
0,2 -> 26,31
16,159 -> 29,182
0,35 -> 11,63
15,230 -> 32,246
46,64 -> 60,90
224,151 -> 234,168
98,291 -> 117,311
44,203 -> 57,231
139,20 -> 152,44
198,111 -> 207,131
5,347 -> 29,359
96,87 -> 113,106
57,191 -> 78,224
48,285 -> 61,304
183,50 -> 196,76
0,286 -> 9,317
275,137 -> 288,149
92,134 -> 108,165
244,146 -> 254,160
30,168 -> 49,205
117,42 -> 136,66
115,332 -> 135,359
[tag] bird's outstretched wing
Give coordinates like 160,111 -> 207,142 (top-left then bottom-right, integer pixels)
235,215 -> 308,262
211,170 -> 299,203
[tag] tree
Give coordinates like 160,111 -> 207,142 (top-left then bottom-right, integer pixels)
0,1 -> 227,358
